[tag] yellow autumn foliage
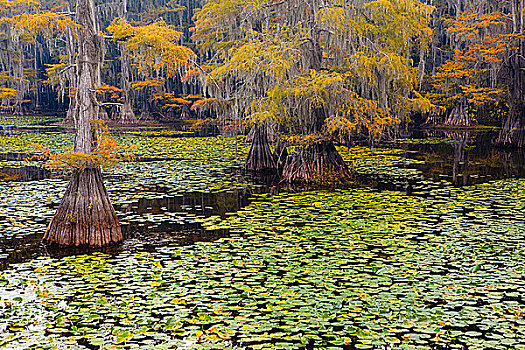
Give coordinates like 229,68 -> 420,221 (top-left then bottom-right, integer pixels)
194,0 -> 434,141
106,18 -> 194,78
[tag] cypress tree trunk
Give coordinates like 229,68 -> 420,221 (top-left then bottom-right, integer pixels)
64,9 -> 78,125
496,102 -> 525,148
444,104 -> 473,127
282,140 -> 350,184
117,0 -> 136,124
496,1 -> 525,147
273,139 -> 288,170
43,0 -> 122,246
245,126 -> 277,172
119,46 -> 136,123
44,168 -> 121,246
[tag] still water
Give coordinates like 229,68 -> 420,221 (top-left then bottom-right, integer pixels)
0,122 -> 524,349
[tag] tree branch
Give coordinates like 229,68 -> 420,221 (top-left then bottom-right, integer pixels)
97,102 -> 123,107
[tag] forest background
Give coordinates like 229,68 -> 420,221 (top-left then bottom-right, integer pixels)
1,0 -> 524,150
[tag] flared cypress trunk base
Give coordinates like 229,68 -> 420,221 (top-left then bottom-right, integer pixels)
119,102 -> 136,124
282,140 -> 350,184
273,139 -> 288,169
495,103 -> 525,148
43,167 -> 122,246
245,126 -> 277,172
444,104 -> 474,127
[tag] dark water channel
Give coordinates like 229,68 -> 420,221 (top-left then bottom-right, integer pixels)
359,129 -> 525,195
0,188 -> 264,270
1,124 -> 525,350
0,127 -> 524,270
401,130 -> 525,186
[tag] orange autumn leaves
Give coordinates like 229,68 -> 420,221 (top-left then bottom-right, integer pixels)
431,11 -> 520,109
31,120 -> 135,171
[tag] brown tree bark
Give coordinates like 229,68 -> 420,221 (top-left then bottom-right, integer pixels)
281,140 -> 350,184
496,0 -> 525,147
273,139 -> 288,169
44,0 -> 122,246
118,46 -> 136,123
64,4 -> 78,125
44,168 -> 121,246
444,103 -> 474,127
245,126 -> 277,172
117,0 -> 136,124
496,102 -> 525,148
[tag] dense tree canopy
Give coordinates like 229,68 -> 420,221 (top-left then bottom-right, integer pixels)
190,0 -> 436,180
193,0 -> 434,142
1,0 -> 523,138
0,0 -> 524,181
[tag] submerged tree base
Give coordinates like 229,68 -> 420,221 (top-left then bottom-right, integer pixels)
119,102 -> 136,124
282,140 -> 350,184
43,167 -> 122,246
245,126 -> 277,172
495,104 -> 525,148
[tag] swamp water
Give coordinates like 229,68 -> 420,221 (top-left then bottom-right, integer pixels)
0,120 -> 524,350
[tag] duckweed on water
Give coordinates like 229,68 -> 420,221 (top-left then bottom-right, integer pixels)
1,128 -> 524,348
0,132 -> 476,270
0,115 -> 62,127
0,133 -> 73,154
388,138 -> 456,145
338,146 -> 424,177
1,179 -> 525,349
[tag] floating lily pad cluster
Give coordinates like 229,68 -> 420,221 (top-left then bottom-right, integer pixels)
336,146 -> 440,194
0,115 -> 62,127
0,179 -> 67,266
338,146 -> 424,178
1,123 -> 524,349
0,127 -> 443,197
105,135 -> 251,200
0,133 -> 73,154
119,127 -> 196,137
0,134 -> 254,267
387,138 -> 456,145
1,180 -> 525,349
0,128 -> 511,273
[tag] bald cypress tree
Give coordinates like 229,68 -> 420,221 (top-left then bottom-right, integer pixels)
193,0 -> 434,183
43,0 -> 122,246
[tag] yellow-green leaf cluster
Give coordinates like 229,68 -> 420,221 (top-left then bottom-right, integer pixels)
195,0 -> 434,141
106,18 -> 194,78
